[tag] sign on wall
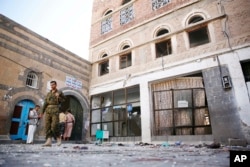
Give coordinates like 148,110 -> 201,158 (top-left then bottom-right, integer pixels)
65,76 -> 82,89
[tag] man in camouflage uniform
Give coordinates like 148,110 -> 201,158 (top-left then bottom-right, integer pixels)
41,80 -> 65,147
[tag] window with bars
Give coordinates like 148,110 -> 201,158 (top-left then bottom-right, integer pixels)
101,17 -> 112,34
152,0 -> 171,10
26,72 -> 38,88
120,5 -> 134,25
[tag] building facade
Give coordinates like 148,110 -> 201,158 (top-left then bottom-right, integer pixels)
0,14 -> 91,142
89,0 -> 250,144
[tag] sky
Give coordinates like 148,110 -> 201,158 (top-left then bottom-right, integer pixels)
0,0 -> 93,60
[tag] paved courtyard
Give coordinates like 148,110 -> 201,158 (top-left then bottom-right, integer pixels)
0,141 -> 232,167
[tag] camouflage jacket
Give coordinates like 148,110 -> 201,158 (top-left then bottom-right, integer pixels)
42,89 -> 65,113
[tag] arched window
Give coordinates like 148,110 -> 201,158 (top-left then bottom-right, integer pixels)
120,44 -> 132,69
156,29 -> 169,36
187,15 -> 210,47
104,10 -> 112,16
101,10 -> 113,34
188,16 -> 204,24
120,1 -> 134,25
122,45 -> 130,50
122,0 -> 131,5
26,72 -> 38,88
99,53 -> 109,76
155,28 -> 172,58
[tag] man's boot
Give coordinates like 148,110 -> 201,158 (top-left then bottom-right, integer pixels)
42,138 -> 52,147
56,137 -> 61,146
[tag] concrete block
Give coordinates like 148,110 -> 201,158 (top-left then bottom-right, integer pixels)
228,138 -> 247,147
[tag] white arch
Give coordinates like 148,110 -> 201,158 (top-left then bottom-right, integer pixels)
182,9 -> 211,27
117,39 -> 133,51
98,49 -> 110,59
152,24 -> 172,38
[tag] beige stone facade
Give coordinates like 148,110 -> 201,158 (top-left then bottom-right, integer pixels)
89,0 -> 250,144
1,0 -> 250,144
0,14 -> 91,141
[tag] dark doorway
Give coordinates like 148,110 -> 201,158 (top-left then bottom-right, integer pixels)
63,95 -> 83,141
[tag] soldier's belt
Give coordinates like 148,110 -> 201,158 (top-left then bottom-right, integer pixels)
47,105 -> 59,108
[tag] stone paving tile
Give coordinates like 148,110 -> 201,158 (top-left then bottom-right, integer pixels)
0,143 -> 230,167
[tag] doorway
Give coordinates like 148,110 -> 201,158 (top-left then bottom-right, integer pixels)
63,95 -> 83,141
9,100 -> 35,140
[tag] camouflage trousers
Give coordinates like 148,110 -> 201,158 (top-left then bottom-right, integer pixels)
44,106 -> 60,139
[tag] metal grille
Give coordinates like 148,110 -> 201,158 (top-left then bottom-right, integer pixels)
152,0 -> 171,10
101,17 -> 112,34
120,5 -> 134,25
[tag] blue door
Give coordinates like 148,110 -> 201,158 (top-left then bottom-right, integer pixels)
9,100 -> 35,140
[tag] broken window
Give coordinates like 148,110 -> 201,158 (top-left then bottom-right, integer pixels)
188,16 -> 210,47
26,72 -> 38,88
120,45 -> 132,69
99,61 -> 109,76
99,54 -> 109,76
90,85 -> 141,137
152,77 -> 212,136
155,29 -> 172,58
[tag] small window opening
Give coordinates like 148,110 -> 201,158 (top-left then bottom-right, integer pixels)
99,61 -> 109,76
188,16 -> 204,24
104,10 -> 112,16
188,27 -> 209,47
155,39 -> 172,57
122,0 -> 131,5
120,44 -> 131,69
122,45 -> 130,50
155,28 -> 172,57
26,72 -> 38,88
120,53 -> 132,69
156,29 -> 169,36
102,53 -> 108,58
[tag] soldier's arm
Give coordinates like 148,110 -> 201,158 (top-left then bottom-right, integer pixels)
58,91 -> 65,103
42,96 -> 48,114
